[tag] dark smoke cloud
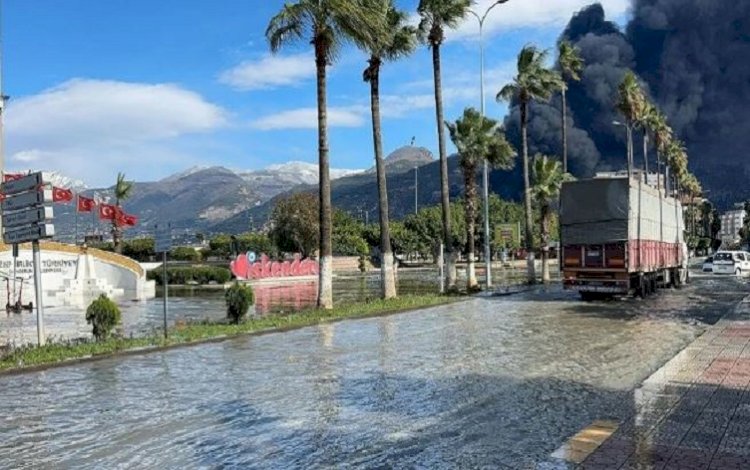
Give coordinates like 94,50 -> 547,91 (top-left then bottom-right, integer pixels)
502,1 -> 750,207
628,0 -> 750,206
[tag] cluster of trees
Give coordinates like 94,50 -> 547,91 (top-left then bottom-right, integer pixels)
265,0 -> 705,307
268,191 -> 552,264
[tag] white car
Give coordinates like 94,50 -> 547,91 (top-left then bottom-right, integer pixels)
702,256 -> 714,272
712,251 -> 750,276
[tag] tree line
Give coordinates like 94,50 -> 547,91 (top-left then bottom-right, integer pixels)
266,0 -> 704,308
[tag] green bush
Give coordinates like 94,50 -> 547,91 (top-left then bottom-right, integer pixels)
170,247 -> 202,262
147,266 -> 231,286
85,294 -> 121,341
225,283 -> 254,324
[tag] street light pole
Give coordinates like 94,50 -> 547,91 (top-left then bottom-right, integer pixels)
414,166 -> 418,215
613,120 -> 632,179
469,0 -> 508,290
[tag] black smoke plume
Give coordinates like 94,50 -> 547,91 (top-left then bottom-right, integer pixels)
500,1 -> 750,208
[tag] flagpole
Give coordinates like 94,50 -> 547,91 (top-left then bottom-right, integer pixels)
74,195 -> 79,245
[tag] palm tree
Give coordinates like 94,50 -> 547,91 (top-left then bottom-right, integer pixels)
531,155 -> 568,283
356,1 -> 416,299
497,45 -> 562,283
616,71 -> 646,178
267,0 -> 383,309
635,100 -> 659,178
112,172 -> 133,254
418,0 -> 471,290
446,107 -> 516,290
644,107 -> 673,192
557,40 -> 583,174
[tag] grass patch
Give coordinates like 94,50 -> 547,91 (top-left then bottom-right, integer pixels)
0,294 -> 457,373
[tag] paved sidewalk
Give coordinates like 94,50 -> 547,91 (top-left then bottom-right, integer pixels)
580,297 -> 750,469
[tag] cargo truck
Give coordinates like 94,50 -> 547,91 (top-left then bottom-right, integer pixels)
559,174 -> 688,299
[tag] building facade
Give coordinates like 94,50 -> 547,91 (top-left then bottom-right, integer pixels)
720,208 -> 746,245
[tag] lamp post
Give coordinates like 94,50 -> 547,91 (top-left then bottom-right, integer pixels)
613,120 -> 633,179
469,0 -> 509,290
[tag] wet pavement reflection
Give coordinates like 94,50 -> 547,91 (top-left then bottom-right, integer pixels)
0,274 -> 746,468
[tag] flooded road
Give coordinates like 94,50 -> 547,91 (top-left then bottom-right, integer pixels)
0,275 -> 746,468
0,268 -> 443,345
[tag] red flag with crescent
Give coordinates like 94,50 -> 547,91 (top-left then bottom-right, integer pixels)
77,195 -> 96,212
98,203 -> 116,220
52,186 -> 74,203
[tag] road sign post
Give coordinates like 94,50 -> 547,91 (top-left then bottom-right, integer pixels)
1,171 -> 55,345
32,241 -> 44,345
155,223 -> 172,340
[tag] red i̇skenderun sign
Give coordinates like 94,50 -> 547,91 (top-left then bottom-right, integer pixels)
230,253 -> 319,280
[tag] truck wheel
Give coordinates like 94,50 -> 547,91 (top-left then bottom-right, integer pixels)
736,268 -> 742,277
580,292 -> 596,301
636,278 -> 646,298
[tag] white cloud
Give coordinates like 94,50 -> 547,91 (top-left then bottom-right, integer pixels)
250,106 -> 366,130
445,0 -> 630,41
5,79 -> 229,185
219,53 -> 315,90
382,61 -> 516,117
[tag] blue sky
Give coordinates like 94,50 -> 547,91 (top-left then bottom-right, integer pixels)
3,0 -> 628,186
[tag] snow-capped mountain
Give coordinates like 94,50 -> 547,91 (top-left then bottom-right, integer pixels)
236,161 -> 363,201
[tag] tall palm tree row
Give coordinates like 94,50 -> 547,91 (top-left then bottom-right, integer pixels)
446,107 -> 516,290
556,41 -> 583,175
417,0 -> 471,291
112,172 -> 133,255
497,45 -> 562,284
616,71 -> 647,178
644,107 -> 673,192
531,155 -> 568,283
266,0 -> 384,309
356,0 -> 417,299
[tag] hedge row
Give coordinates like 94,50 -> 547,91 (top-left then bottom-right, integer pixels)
147,266 -> 232,286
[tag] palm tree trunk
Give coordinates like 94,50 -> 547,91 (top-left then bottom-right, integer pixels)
113,199 -> 122,254
521,99 -> 536,283
541,204 -> 550,283
561,88 -> 568,174
642,132 -> 649,178
431,44 -> 455,289
464,165 -> 478,290
626,124 -> 633,179
315,46 -> 333,310
368,59 -> 396,299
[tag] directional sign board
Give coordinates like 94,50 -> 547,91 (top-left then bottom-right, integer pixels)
0,172 -> 50,195
2,188 -> 53,212
154,224 -> 172,253
3,223 -> 55,245
3,206 -> 53,229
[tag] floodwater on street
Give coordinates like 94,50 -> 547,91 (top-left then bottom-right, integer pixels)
0,266 -> 534,346
0,274 -> 746,468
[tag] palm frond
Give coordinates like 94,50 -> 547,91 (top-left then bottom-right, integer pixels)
558,40 -> 584,82
266,2 -> 309,53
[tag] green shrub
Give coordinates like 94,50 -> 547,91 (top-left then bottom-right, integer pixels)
170,246 -> 202,262
147,266 -> 231,285
225,283 -> 254,324
85,294 -> 121,341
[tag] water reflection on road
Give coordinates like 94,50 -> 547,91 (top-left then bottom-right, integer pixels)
0,268 -> 441,345
0,275 -> 745,468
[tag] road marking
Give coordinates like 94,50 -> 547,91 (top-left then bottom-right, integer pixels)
550,420 -> 619,464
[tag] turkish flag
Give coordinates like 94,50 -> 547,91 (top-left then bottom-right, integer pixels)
99,203 -> 116,220
122,213 -> 138,227
77,195 -> 96,212
52,186 -> 74,203
3,173 -> 24,182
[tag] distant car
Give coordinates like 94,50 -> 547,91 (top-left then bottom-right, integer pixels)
702,256 -> 714,272
712,251 -> 750,276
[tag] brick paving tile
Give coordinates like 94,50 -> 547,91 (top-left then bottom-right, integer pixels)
708,451 -> 750,469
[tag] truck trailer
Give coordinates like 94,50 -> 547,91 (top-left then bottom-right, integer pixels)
560,174 -> 688,299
